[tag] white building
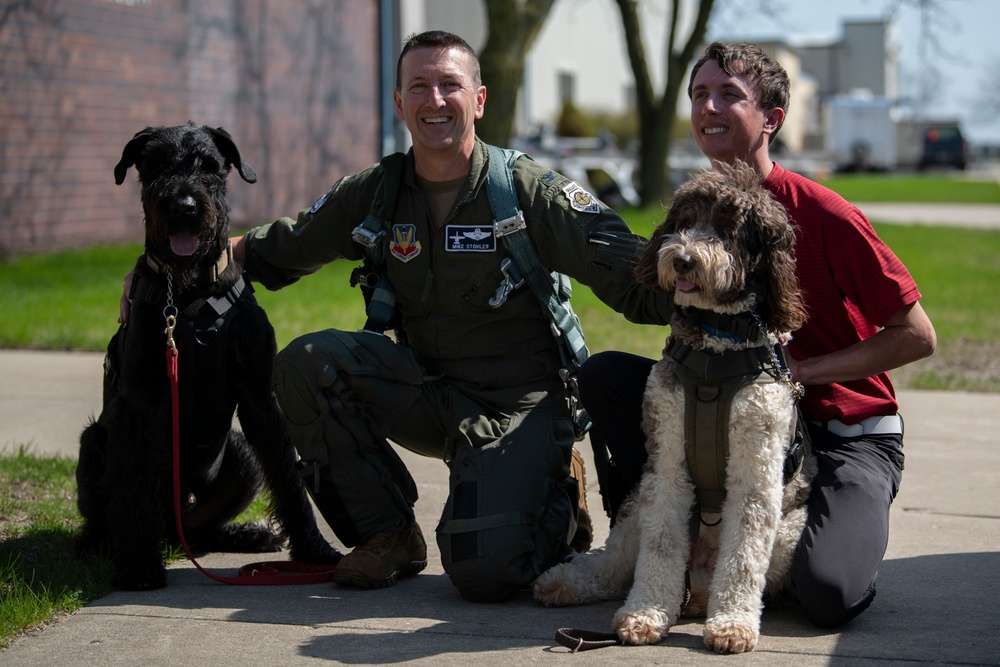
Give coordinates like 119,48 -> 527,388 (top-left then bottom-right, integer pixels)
389,1 -> 897,163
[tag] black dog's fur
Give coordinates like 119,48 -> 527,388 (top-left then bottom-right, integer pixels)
76,123 -> 341,590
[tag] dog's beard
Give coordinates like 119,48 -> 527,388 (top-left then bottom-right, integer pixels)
656,230 -> 748,313
144,190 -> 223,265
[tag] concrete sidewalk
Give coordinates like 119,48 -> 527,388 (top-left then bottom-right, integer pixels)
2,349 -> 998,666
857,201 -> 1000,229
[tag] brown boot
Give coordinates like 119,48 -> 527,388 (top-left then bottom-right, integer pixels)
332,523 -> 427,589
569,448 -> 593,553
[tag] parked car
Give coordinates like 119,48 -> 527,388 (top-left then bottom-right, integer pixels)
918,124 -> 969,170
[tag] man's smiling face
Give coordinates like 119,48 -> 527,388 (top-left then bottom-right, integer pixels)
689,59 -> 780,167
393,46 -> 485,160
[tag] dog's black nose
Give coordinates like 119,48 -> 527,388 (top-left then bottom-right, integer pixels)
673,256 -> 694,274
171,196 -> 197,217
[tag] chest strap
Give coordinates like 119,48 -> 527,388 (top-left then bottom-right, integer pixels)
127,269 -> 252,443
485,145 -> 589,371
666,338 -> 782,514
350,153 -> 406,337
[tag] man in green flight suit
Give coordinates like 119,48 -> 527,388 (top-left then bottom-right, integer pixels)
229,30 -> 672,602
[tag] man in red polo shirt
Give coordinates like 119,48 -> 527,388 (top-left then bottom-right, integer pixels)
578,41 -> 936,627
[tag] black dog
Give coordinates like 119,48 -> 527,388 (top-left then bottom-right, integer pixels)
76,123 -> 341,590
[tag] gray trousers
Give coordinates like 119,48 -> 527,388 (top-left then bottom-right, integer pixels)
272,329 -> 578,600
579,350 -> 905,626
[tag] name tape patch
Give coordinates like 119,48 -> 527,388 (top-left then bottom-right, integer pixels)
445,225 -> 497,252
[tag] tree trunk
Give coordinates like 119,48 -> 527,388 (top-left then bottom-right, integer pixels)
477,0 -> 557,147
614,0 -> 715,206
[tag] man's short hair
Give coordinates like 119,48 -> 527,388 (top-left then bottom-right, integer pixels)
688,41 -> 790,140
395,30 -> 481,90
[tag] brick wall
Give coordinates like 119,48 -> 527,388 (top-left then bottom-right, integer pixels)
0,0 -> 380,255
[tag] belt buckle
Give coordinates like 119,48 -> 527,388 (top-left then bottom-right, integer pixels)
816,418 -> 863,437
830,419 -> 863,437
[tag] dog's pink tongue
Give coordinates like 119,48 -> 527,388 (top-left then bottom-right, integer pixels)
169,233 -> 199,256
676,278 -> 696,292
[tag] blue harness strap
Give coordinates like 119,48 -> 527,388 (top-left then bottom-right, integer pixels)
350,153 -> 405,336
485,144 -> 590,372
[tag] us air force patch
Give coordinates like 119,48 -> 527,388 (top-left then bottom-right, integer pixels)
445,225 -> 497,252
563,182 -> 601,214
390,224 -> 421,262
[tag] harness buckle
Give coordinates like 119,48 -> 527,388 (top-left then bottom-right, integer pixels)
493,211 -> 526,238
351,223 -> 384,249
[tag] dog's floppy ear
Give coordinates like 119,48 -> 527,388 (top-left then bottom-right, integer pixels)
743,202 -> 808,334
207,126 -> 257,184
634,209 -> 677,291
114,127 -> 156,185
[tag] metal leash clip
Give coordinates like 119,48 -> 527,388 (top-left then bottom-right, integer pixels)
489,258 -> 525,308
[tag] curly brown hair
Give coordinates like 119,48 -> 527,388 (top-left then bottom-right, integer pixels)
635,161 -> 807,334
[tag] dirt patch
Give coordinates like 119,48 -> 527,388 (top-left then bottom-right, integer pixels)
891,338 -> 1000,393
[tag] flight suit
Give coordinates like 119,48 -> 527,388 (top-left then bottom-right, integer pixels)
243,138 -> 672,600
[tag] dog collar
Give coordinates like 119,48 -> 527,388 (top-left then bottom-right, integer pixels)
675,307 -> 765,345
699,324 -> 745,343
146,240 -> 233,284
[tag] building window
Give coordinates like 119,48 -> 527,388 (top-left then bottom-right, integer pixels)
558,71 -> 575,105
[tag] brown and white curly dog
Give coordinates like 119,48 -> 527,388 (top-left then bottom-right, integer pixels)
534,161 -> 814,653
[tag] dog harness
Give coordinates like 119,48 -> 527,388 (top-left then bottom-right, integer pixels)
119,255 -> 254,446
666,307 -> 808,515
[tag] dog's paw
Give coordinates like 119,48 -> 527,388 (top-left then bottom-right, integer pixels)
114,563 -> 168,591
207,522 -> 285,553
291,542 -> 344,565
703,620 -> 758,654
613,607 -> 671,645
532,563 -> 581,607
75,531 -> 110,560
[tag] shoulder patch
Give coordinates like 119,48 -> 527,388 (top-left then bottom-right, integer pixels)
562,182 -> 601,214
310,177 -> 344,213
390,224 -> 422,262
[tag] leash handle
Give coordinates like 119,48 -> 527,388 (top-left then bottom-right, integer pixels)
554,628 -> 622,652
167,346 -> 336,585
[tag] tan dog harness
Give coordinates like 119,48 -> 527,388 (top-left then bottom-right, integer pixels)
664,310 -> 807,515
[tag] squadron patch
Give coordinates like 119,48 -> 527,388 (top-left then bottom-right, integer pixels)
390,224 -> 422,262
309,177 -> 343,213
445,225 -> 497,252
562,182 -> 601,214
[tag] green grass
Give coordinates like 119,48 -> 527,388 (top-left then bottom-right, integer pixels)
874,224 -> 1000,341
818,173 -> 1000,203
0,447 -> 112,648
1,205 -> 998,374
0,443 -> 270,648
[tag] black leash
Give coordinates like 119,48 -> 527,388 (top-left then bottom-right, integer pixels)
551,574 -> 691,652
554,628 -> 622,652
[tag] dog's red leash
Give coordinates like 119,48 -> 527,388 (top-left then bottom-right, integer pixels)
164,309 -> 336,585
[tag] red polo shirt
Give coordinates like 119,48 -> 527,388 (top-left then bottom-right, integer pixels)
763,162 -> 922,423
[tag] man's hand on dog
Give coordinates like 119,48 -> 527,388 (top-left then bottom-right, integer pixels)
119,270 -> 134,324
